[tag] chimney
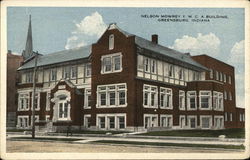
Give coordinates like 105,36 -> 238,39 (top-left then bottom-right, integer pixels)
151,34 -> 158,44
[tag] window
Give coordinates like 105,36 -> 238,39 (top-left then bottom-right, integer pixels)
118,116 -> 125,129
242,114 -> 245,121
108,116 -> 115,129
220,72 -> 223,81
187,116 -> 197,129
213,92 -> 223,111
58,101 -> 70,120
31,92 -> 40,111
179,91 -> 185,110
214,116 -> 224,129
223,74 -> 226,82
46,92 -> 51,111
160,87 -> 172,109
101,53 -> 122,73
199,91 -> 212,110
160,115 -> 172,128
17,116 -> 29,128
25,72 -> 33,83
30,115 -> 39,126
45,115 -> 50,121
103,57 -> 112,72
225,112 -> 228,121
144,114 -> 158,128
200,116 -> 212,129
228,76 -> 232,84
85,63 -> 91,77
109,34 -> 114,50
143,84 -> 158,108
151,60 -> 156,74
64,66 -> 71,79
99,116 -> 106,129
210,69 -> 213,79
84,115 -> 91,128
71,66 -> 77,78
137,55 -> 144,71
229,92 -> 232,100
169,65 -> 174,77
144,58 -> 149,72
96,114 -> 126,130
216,71 -> 219,80
187,91 -> 196,110
50,69 -> 57,81
97,83 -> 127,108
240,113 -> 242,122
18,93 -> 29,111
113,56 -> 121,71
224,91 -> 227,100
179,68 -> 184,80
84,89 -> 91,109
230,113 -> 233,121
179,115 -> 186,128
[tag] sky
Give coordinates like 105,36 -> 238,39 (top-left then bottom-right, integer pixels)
7,7 -> 245,108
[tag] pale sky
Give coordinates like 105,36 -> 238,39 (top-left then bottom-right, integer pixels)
7,7 -> 245,108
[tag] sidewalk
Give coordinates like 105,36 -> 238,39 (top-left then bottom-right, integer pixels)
7,132 -> 245,146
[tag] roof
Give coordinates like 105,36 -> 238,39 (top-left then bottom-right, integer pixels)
134,36 -> 208,71
18,45 -> 91,70
109,23 -> 207,71
18,23 -> 207,71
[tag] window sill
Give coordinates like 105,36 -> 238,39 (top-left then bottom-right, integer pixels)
101,69 -> 123,75
199,107 -> 212,110
84,107 -> 91,109
187,108 -> 197,111
96,105 -> 127,108
143,105 -> 158,109
160,107 -> 173,110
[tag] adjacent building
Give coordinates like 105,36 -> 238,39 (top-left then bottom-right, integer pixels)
7,50 -> 23,128
15,23 -> 245,132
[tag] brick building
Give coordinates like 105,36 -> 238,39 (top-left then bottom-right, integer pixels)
7,51 -> 23,128
15,23 -> 245,131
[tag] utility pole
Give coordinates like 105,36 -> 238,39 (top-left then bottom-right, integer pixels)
31,52 -> 38,138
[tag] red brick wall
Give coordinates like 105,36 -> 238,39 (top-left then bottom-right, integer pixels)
91,29 -> 137,127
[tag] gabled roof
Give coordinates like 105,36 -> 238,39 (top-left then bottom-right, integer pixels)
18,45 -> 91,70
134,36 -> 208,71
108,23 -> 207,71
107,23 -> 133,37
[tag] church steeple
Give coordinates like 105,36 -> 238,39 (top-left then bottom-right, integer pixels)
22,15 -> 33,60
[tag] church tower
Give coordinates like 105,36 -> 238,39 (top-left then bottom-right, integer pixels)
22,15 -> 34,60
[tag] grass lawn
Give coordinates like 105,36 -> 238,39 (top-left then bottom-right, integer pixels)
93,140 -> 245,150
10,137 -> 83,142
139,128 -> 245,138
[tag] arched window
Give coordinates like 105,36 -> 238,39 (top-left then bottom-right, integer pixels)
109,34 -> 114,50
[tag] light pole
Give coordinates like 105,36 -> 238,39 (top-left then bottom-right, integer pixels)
31,52 -> 38,139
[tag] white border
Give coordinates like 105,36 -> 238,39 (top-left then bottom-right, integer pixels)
1,0 -> 249,159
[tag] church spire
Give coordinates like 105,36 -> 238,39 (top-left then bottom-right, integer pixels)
22,15 -> 33,60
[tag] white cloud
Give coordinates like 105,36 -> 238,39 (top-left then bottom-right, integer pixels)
228,40 -> 244,65
228,40 -> 245,108
65,12 -> 107,49
169,33 -> 221,57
